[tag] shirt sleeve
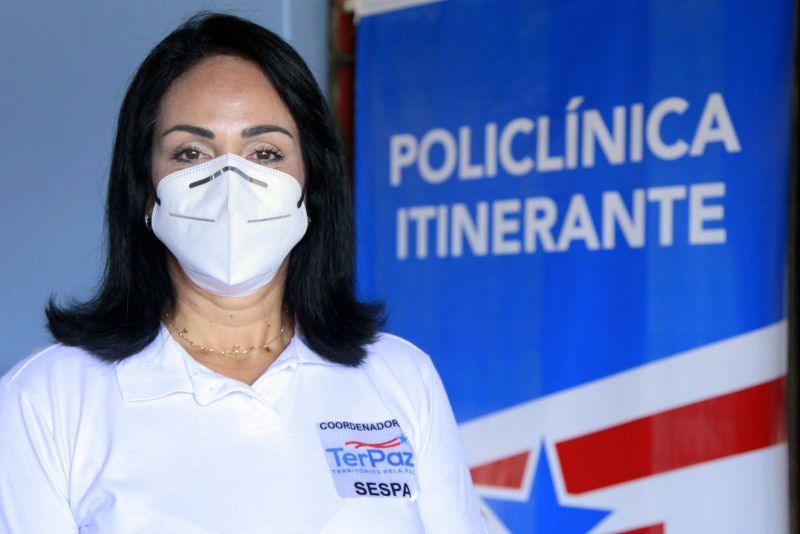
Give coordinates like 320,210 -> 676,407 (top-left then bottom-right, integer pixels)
414,357 -> 488,533
0,379 -> 79,534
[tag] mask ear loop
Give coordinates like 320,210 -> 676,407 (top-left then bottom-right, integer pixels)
144,198 -> 159,230
298,188 -> 309,225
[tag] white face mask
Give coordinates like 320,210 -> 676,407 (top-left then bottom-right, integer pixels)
151,153 -> 308,297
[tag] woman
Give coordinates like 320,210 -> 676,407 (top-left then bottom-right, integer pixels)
0,12 -> 486,534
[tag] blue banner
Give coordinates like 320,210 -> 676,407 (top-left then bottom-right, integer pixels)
355,1 -> 793,531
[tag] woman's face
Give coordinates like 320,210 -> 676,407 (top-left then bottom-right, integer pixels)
151,54 -> 304,187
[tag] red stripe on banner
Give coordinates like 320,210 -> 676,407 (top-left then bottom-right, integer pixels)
612,524 -> 665,534
556,377 -> 786,495
470,451 -> 530,489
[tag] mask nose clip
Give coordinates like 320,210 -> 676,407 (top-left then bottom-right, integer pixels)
189,165 -> 269,189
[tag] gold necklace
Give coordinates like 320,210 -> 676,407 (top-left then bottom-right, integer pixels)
165,315 -> 286,357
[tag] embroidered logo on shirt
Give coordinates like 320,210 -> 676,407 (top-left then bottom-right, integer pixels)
317,419 -> 419,499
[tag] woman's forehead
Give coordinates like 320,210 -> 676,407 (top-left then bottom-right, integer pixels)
156,55 -> 297,133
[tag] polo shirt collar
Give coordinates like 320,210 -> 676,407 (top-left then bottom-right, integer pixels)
115,325 -> 194,402
292,331 -> 339,367
116,324 -> 336,403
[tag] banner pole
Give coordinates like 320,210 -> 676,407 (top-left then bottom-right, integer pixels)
787,1 -> 799,531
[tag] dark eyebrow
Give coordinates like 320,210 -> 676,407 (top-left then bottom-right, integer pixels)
161,125 -> 215,139
242,124 -> 294,139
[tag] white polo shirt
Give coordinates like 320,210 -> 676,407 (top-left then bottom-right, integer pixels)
0,327 -> 486,533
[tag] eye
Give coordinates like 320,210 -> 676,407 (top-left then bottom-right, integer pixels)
170,146 -> 206,163
251,146 -> 284,164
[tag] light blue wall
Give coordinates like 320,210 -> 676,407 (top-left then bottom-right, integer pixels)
0,0 -> 329,374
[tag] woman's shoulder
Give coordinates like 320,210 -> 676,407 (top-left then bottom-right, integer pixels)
366,331 -> 434,364
1,344 -> 113,403
359,332 -> 441,390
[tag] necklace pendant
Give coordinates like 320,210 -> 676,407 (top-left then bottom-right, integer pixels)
232,344 -> 241,355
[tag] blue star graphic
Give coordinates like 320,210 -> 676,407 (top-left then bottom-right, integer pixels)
483,444 -> 610,533
398,434 -> 408,444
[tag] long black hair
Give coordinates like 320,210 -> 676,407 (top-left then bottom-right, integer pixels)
46,12 -> 383,366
